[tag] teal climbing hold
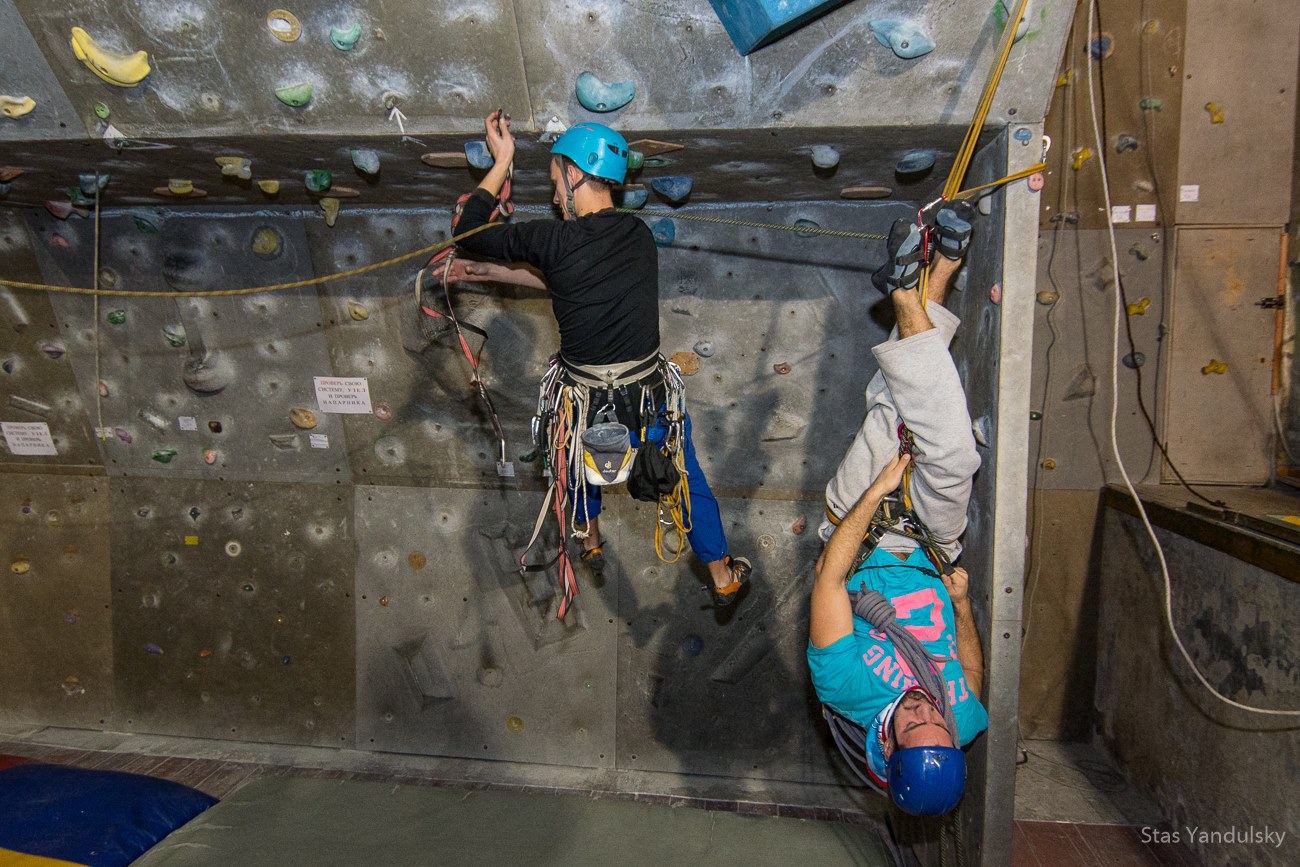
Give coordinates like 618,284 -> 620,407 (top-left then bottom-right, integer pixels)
651,219 -> 675,247
575,71 -> 636,112
627,150 -> 644,171
78,173 -> 108,196
895,150 -> 936,175
1139,97 -> 1162,112
464,140 -> 494,170
330,22 -> 362,51
706,0 -> 856,55
869,19 -> 935,60
304,169 -> 332,193
649,175 -> 692,203
351,148 -> 380,175
64,187 -> 96,207
619,187 -> 648,209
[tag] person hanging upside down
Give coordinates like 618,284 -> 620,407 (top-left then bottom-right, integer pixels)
435,110 -> 752,613
807,207 -> 988,816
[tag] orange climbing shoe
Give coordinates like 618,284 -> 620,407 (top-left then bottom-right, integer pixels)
710,556 -> 752,608
579,544 -> 606,576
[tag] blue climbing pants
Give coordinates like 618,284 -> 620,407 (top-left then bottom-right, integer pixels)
569,410 -> 729,563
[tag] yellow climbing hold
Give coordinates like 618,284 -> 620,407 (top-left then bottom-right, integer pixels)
289,407 -> 318,430
1071,147 -> 1093,170
215,156 -> 252,180
257,179 -> 281,195
347,300 -> 369,321
266,10 -> 302,42
70,27 -> 151,87
0,95 -> 36,119
167,179 -> 194,195
1056,69 -> 1073,88
1201,359 -> 1228,375
1126,297 -> 1151,316
11,557 -> 30,575
320,196 -> 340,228
250,226 -> 282,256
1204,102 -> 1225,124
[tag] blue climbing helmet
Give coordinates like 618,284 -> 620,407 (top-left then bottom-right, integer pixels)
551,122 -> 630,184
888,746 -> 967,816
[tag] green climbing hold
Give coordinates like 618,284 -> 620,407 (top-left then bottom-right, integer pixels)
133,216 -> 159,234
162,324 -> 187,347
331,22 -> 362,51
350,148 -> 380,175
79,173 -> 109,196
107,309 -> 126,325
304,169 -> 332,193
64,187 -> 96,207
627,150 -> 644,171
94,102 -> 110,120
1140,97 -> 1163,112
275,82 -> 313,108
151,449 -> 178,464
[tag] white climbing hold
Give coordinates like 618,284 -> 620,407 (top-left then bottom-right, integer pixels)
810,145 -> 840,170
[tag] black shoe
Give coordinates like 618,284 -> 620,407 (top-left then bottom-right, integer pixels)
871,219 -> 926,295
579,544 -> 606,577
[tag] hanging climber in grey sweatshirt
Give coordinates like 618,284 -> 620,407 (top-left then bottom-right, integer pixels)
808,208 -> 987,817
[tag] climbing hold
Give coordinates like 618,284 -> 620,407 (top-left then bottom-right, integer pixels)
131,215 -> 158,234
1071,147 -> 1093,170
1127,297 -> 1151,316
224,540 -> 241,558
1115,134 -> 1139,154
993,0 -> 1031,41
1057,69 -> 1074,88
506,716 -> 525,733
1201,359 -> 1227,375
64,187 -> 96,207
773,362 -> 791,375
257,179 -> 281,195
319,197 -> 340,227
971,416 -> 991,448
347,300 -> 369,321
304,169 -> 332,193
114,427 -> 132,443
324,185 -> 359,198
106,309 -> 126,325
151,449 -> 177,464
1134,179 -> 1155,193
250,226 -> 283,257
203,449 -> 218,465
373,402 -> 393,421
651,219 -> 675,247
268,434 -> 299,450
379,595 -> 389,606
183,355 -> 232,393
275,82 -> 313,108
208,421 -> 222,433
1087,33 -> 1114,60
464,141 -> 494,170
618,186 -> 648,209
989,283 -> 1002,304
0,167 -> 21,182
78,173 -> 109,196
97,380 -> 109,398
70,27 -> 151,87
1036,290 -> 1060,305
1042,459 -> 1057,471
680,634 -> 704,657
477,667 -> 504,688
840,185 -> 892,199
93,102 -> 110,120
421,152 -> 469,168
810,145 -> 840,170
44,201 -> 84,220
1,358 -> 14,373
1122,352 -> 1146,369
168,178 -> 193,195
792,516 -> 807,535
1129,243 -> 1150,261
1139,97 -> 1162,112
670,351 -> 700,376
38,341 -> 66,359
0,96 -> 35,119
693,340 -> 715,358
331,22 -> 362,51
215,156 -> 252,180
10,558 -> 30,575
266,10 -> 301,42
144,642 -> 164,655
1063,365 -> 1096,401
1027,172 -> 1045,192
869,19 -> 935,60
575,71 -> 636,112
409,551 -> 426,570
281,655 -> 291,665
895,151 -> 936,175
351,148 -> 380,175
649,175 -> 692,203
289,408 -> 318,430
162,324 -> 187,347
1204,102 -> 1225,124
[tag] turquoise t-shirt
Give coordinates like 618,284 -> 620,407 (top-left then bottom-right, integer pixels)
807,545 -> 988,783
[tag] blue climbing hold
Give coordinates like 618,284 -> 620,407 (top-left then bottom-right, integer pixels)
1013,126 -> 1034,143
649,175 -> 692,203
79,173 -> 109,196
895,150 -> 936,175
619,187 -> 648,209
707,0 -> 857,55
575,71 -> 636,113
1122,352 -> 1146,369
350,148 -> 380,175
1089,35 -> 1113,60
464,140 -> 494,170
869,19 -> 935,60
651,219 -> 675,247
681,634 -> 704,657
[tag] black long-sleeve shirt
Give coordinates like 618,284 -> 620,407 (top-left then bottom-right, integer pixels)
455,188 -> 660,366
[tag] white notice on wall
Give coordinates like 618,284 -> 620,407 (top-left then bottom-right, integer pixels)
2,421 -> 58,456
178,416 -> 197,431
309,433 -> 329,449
1135,204 -> 1158,223
313,376 -> 373,414
1179,184 -> 1200,203
1110,205 -> 1132,224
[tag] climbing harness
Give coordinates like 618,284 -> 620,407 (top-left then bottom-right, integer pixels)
414,170 -> 515,472
520,351 -> 691,619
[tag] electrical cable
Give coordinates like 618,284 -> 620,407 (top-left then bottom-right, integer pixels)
1086,0 -> 1300,717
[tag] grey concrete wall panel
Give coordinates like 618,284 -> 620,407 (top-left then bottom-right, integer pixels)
355,486 -> 616,766
109,478 -> 355,746
0,474 -> 112,728
307,209 -> 556,488
1029,228 -> 1167,490
1164,227 -> 1279,484
1096,509 -> 1300,867
11,0 -> 531,139
612,495 -> 836,784
0,211 -> 104,468
0,0 -> 83,141
1175,0 -> 1300,226
26,210 -> 351,483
